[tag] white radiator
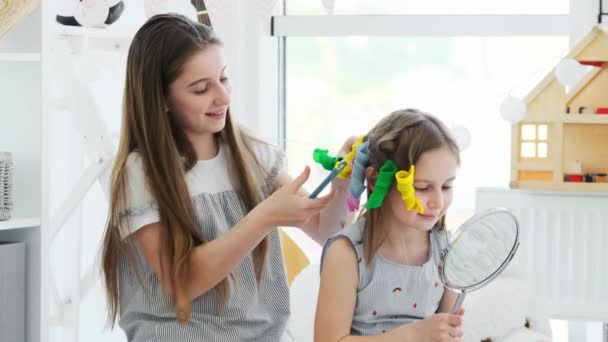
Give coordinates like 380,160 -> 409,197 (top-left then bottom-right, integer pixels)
476,187 -> 608,322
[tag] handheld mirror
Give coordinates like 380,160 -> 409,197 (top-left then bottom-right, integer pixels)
438,208 -> 520,314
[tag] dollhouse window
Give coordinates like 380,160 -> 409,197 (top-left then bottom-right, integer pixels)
521,124 -> 548,158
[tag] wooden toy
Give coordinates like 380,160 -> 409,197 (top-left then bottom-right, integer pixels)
510,25 -> 608,192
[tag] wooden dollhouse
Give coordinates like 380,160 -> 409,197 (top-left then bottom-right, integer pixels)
511,25 -> 608,192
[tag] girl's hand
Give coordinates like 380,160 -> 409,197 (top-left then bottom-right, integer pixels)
253,166 -> 335,228
396,313 -> 463,342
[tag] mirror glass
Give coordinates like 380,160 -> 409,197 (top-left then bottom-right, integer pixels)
443,209 -> 519,290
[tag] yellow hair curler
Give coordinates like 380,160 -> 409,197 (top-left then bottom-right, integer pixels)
337,135 -> 366,179
395,165 -> 424,214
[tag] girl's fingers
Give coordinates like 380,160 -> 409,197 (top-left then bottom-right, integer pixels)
314,189 -> 336,205
447,314 -> 462,326
340,135 -> 359,154
287,166 -> 311,192
302,190 -> 336,209
450,326 -> 463,337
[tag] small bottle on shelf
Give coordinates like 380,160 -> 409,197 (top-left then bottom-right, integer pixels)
0,152 -> 13,221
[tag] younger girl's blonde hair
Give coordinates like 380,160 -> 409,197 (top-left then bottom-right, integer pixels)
360,108 -> 460,264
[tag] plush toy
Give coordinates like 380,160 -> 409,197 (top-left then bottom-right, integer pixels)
56,0 -> 200,28
462,269 -> 552,342
56,0 -> 125,27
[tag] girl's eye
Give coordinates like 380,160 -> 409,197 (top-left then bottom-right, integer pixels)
442,185 -> 453,191
220,77 -> 229,83
194,88 -> 208,94
415,187 -> 429,192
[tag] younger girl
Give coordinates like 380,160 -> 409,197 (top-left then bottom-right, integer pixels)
101,14 -> 351,342
315,109 -> 464,342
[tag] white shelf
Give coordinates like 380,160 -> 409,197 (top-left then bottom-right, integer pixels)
0,53 -> 40,62
0,217 -> 41,231
54,23 -> 135,39
0,3 -> 43,342
53,23 -> 134,53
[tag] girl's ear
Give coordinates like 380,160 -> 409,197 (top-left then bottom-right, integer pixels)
365,166 -> 376,192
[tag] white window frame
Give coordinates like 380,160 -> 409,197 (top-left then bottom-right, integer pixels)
272,14 -> 569,37
258,0 -> 598,150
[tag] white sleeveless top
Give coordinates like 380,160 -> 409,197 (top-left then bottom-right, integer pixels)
117,142 -> 290,342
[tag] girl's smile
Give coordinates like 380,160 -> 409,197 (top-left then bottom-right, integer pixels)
418,213 -> 438,221
205,111 -> 225,120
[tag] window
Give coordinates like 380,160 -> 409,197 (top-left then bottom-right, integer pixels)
273,5 -> 570,257
521,124 -> 549,158
284,36 -> 567,226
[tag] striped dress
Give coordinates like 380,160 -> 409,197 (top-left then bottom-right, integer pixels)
117,142 -> 291,342
321,219 -> 448,336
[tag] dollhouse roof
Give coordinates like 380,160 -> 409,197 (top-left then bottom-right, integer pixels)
524,25 -> 608,105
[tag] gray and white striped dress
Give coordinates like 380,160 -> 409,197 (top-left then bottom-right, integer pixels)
117,142 -> 291,342
321,219 -> 448,336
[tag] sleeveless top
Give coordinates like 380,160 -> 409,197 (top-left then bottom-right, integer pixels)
321,219 -> 448,336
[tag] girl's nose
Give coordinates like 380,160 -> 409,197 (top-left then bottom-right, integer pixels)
215,86 -> 230,106
427,191 -> 442,210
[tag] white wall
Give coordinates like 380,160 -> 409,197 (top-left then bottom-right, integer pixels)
210,1 -> 281,144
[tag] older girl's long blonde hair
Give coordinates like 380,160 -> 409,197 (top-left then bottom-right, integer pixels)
101,13 -> 270,325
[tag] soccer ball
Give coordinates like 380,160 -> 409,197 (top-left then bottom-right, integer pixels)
56,0 -> 125,27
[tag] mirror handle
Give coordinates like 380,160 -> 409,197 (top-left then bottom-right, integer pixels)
451,291 -> 466,314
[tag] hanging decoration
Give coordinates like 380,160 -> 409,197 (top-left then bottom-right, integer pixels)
499,96 -> 527,124
451,124 -> 472,151
554,58 -> 589,88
